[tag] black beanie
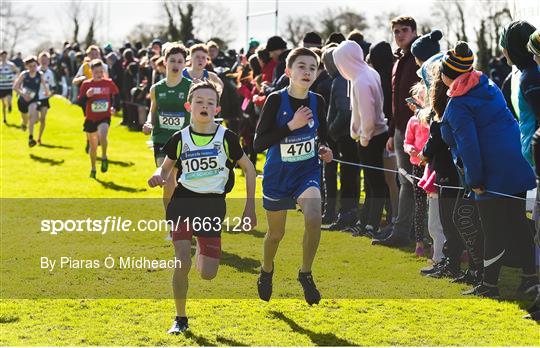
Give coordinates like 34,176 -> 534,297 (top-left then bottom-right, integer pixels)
441,41 -> 474,79
302,32 -> 322,48
266,36 -> 287,52
411,29 -> 443,62
504,20 -> 536,70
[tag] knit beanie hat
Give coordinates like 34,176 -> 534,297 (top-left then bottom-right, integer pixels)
441,41 -> 474,79
302,32 -> 322,48
266,36 -> 287,52
502,20 -> 536,70
411,29 -> 443,62
528,30 -> 540,56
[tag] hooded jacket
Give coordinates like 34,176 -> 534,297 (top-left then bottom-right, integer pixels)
440,71 -> 536,200
323,47 -> 351,141
369,41 -> 394,123
333,40 -> 388,146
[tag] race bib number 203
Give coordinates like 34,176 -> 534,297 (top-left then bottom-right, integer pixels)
159,112 -> 185,130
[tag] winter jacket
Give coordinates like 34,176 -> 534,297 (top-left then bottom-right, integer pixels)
389,43 -> 420,136
404,115 -> 430,165
323,47 -> 351,141
440,71 -> 536,200
333,40 -> 388,146
369,41 -> 394,124
422,121 -> 459,185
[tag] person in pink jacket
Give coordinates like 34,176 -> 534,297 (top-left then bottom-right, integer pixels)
333,40 -> 389,235
404,82 -> 430,256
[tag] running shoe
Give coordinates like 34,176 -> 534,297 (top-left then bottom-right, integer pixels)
89,170 -> 96,179
420,259 -> 446,276
167,316 -> 189,334
426,259 -> 463,279
452,269 -> 482,286
517,276 -> 539,295
101,157 -> 108,173
28,138 -> 36,147
462,283 -> 500,299
298,270 -> 321,305
257,264 -> 273,302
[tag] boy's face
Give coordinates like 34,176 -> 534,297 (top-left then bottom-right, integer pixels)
92,66 -> 104,80
208,46 -> 219,60
165,53 -> 185,76
393,24 -> 416,50
26,61 -> 38,73
185,88 -> 221,125
39,55 -> 49,67
0,53 -> 6,62
191,50 -> 208,70
88,49 -> 100,60
286,55 -> 318,89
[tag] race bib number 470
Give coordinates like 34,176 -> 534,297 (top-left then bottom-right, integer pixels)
91,99 -> 109,113
280,135 -> 315,162
159,112 -> 185,130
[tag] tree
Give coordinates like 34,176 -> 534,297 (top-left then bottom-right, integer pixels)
319,8 -> 368,39
192,2 -> 236,46
0,2 -> 36,56
283,16 -> 315,47
66,0 -> 83,43
162,2 -> 180,42
178,3 -> 195,42
84,8 -> 96,48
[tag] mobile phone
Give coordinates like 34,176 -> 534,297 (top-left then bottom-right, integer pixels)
405,97 -> 423,109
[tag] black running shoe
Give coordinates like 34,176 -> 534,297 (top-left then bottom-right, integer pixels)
427,260 -> 462,279
257,265 -> 273,302
28,138 -> 36,147
420,259 -> 446,276
517,276 -> 539,295
167,316 -> 189,334
462,283 -> 500,299
298,270 -> 321,305
101,157 -> 108,173
452,269 -> 482,286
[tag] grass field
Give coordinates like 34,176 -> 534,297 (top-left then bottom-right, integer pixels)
1,96 -> 539,346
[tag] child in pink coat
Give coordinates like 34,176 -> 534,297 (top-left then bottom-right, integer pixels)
404,83 -> 430,256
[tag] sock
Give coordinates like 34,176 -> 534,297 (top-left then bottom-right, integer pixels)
175,316 -> 188,324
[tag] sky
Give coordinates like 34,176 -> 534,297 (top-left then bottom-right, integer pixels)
6,0 -> 540,54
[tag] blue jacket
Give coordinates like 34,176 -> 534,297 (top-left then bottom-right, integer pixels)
440,73 -> 535,200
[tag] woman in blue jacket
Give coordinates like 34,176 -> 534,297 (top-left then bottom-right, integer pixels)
439,41 -> 538,298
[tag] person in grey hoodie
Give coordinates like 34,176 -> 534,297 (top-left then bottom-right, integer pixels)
333,40 -> 389,234
322,45 -> 360,230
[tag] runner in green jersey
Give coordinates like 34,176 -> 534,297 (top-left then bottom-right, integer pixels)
143,44 -> 191,209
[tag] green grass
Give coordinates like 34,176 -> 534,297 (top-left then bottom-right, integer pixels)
1,96 -> 539,346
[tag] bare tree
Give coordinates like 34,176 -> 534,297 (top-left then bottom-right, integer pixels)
192,2 -> 236,45
318,7 -> 368,39
66,0 -> 84,43
283,16 -> 314,47
84,6 -> 97,48
162,1 -> 180,41
0,2 -> 36,55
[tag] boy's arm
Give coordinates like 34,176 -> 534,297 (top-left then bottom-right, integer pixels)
236,154 -> 257,230
13,73 -> 24,95
148,156 -> 176,187
253,93 -> 292,152
41,74 -> 51,97
142,86 -> 157,135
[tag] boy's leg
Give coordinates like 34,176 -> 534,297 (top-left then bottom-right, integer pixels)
97,121 -> 109,159
194,237 -> 221,280
263,209 -> 287,272
38,105 -> 48,142
1,97 -> 6,122
296,186 -> 322,273
172,239 -> 192,317
27,103 -> 38,145
87,132 -> 99,172
156,156 -> 178,210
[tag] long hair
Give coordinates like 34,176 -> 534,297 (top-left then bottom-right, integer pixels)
429,64 -> 449,122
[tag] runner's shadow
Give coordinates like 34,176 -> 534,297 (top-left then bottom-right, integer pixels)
29,154 -> 65,166
97,157 -> 135,167
216,336 -> 249,346
221,250 -> 260,274
94,178 -> 146,193
39,143 -> 73,150
269,311 -> 356,346
184,331 -> 212,346
225,228 -> 265,239
3,122 -> 22,129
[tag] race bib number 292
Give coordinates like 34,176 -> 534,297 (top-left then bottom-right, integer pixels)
91,99 -> 109,113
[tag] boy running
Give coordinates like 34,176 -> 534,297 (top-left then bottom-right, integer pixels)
78,59 -> 119,178
0,50 -> 19,123
183,44 -> 224,90
36,51 -> 57,144
143,44 -> 192,210
13,56 -> 49,146
148,80 -> 257,334
253,47 -> 333,305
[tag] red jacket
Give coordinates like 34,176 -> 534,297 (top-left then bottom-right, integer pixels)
390,47 -> 420,136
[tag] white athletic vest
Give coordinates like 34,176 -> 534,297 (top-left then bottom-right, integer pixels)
178,125 -> 229,194
38,68 -> 55,100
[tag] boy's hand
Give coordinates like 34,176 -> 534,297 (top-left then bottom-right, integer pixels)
409,149 -> 419,158
23,94 -> 32,102
472,187 -> 485,195
86,88 -> 95,97
386,137 -> 394,152
242,205 -> 257,231
318,145 -> 333,163
142,122 -> 153,135
148,174 -> 165,188
288,106 -> 313,131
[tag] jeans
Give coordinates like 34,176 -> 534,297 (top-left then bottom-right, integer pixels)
392,129 -> 414,237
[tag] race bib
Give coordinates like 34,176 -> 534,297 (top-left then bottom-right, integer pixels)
181,149 -> 221,180
22,87 -> 36,100
159,111 -> 185,130
280,134 -> 315,162
91,99 -> 109,113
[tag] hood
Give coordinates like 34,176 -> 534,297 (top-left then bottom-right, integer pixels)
505,20 -> 537,70
421,52 -> 443,91
333,40 -> 368,81
322,47 -> 339,77
368,41 -> 393,72
448,72 -> 496,100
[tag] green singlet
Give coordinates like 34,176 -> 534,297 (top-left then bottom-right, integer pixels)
151,77 -> 192,144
